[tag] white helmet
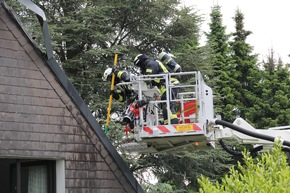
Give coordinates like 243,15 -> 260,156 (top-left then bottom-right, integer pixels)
102,68 -> 112,81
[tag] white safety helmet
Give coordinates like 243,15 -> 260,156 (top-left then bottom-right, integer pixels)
102,68 -> 112,81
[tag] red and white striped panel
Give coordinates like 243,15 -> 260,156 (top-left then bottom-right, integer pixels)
143,123 -> 202,134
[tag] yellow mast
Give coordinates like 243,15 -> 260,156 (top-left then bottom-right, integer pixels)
105,53 -> 118,134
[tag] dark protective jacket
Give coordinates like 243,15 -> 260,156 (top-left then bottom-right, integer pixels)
160,54 -> 182,73
113,70 -> 133,103
141,59 -> 180,93
141,59 -> 180,124
114,70 -> 130,84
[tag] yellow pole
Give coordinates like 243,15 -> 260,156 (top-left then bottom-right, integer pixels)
105,53 -> 118,134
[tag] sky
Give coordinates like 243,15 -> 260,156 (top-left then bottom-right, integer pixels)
182,0 -> 290,64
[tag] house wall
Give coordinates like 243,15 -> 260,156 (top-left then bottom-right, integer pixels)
0,3 -> 139,193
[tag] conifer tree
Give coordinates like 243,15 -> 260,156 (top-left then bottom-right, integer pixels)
206,5 -> 235,120
246,53 -> 290,128
227,9 -> 260,123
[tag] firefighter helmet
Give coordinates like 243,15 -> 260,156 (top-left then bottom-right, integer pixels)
102,68 -> 112,81
133,54 -> 148,67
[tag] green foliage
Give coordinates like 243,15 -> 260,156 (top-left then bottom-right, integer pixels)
143,183 -> 174,193
198,142 -> 290,193
135,148 -> 234,192
205,5 -> 235,119
226,9 -> 260,123
9,0 -> 205,109
245,68 -> 290,128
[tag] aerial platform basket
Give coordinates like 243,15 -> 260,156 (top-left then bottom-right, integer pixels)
120,71 -> 215,154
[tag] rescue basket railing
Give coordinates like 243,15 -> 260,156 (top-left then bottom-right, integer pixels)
116,71 -> 214,138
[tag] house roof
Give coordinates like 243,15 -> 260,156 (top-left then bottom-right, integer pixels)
0,1 -> 144,192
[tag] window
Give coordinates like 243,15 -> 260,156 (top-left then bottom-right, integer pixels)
0,159 -> 56,193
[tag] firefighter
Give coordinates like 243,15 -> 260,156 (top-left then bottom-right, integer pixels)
158,52 -> 182,73
133,54 -> 179,124
102,67 -> 133,104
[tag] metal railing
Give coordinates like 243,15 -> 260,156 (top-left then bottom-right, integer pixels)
116,71 -> 214,136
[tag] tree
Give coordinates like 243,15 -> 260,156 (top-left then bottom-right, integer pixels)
8,0 -> 205,128
198,142 -> 290,192
246,63 -> 290,129
130,149 -> 233,192
227,9 -> 261,123
163,6 -> 212,74
263,47 -> 283,71
205,5 -> 235,119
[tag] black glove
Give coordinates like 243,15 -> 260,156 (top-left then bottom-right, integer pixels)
112,66 -> 119,74
135,98 -> 149,108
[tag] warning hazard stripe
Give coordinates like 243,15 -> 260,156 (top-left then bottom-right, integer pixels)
157,125 -> 171,133
143,125 -> 171,134
143,127 -> 153,134
143,123 -> 202,134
